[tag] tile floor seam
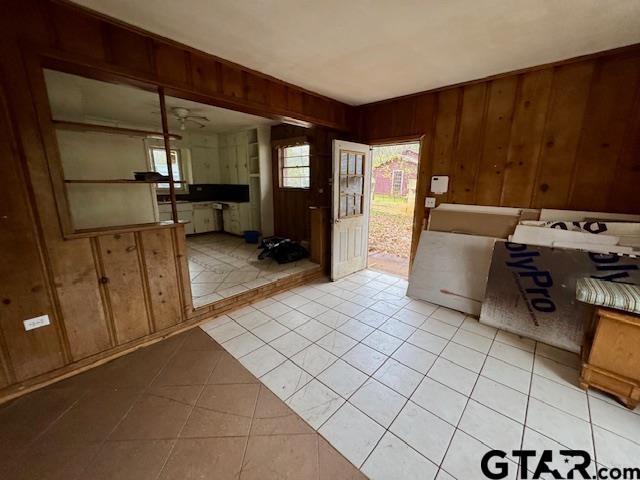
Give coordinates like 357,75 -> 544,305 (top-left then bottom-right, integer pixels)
24,389 -> 90,450
73,388 -> 148,480
237,384 -> 262,477
434,329 -> 498,479
516,339 -> 537,477
153,346 -> 224,480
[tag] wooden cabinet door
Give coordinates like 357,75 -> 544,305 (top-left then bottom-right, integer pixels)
236,142 -> 249,184
193,206 -> 214,233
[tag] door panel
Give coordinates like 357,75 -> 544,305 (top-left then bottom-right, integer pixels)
331,140 -> 371,280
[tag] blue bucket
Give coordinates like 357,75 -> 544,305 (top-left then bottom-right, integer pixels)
244,230 -> 261,244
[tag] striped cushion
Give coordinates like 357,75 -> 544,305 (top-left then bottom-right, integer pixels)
576,277 -> 640,314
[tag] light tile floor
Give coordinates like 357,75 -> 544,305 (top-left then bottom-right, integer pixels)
188,233 -> 318,307
202,269 -> 640,480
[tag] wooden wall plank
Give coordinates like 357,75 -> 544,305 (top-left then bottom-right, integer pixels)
98,233 -> 151,344
411,94 -> 437,135
267,81 -> 287,111
221,63 -> 244,99
532,62 -> 594,208
569,55 -> 640,210
430,88 -> 461,202
474,76 -> 518,205
105,24 -> 154,75
450,83 -> 488,204
190,53 -> 221,96
154,42 -> 190,87
287,88 -> 304,113
140,229 -> 182,331
47,1 -> 107,61
500,69 -> 553,206
0,78 -> 65,381
607,89 -> 640,212
245,73 -> 268,105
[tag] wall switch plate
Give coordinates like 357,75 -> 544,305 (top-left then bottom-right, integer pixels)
430,175 -> 449,194
425,197 -> 436,208
24,314 -> 50,331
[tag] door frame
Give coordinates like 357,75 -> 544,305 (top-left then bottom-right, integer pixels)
367,135 -> 427,272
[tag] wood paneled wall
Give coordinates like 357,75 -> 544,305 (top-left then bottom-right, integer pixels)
359,46 -> 640,212
271,124 -> 341,248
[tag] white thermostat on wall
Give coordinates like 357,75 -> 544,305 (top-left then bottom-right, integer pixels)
430,175 -> 449,194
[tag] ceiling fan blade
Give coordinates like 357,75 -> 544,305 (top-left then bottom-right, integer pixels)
187,115 -> 209,122
185,118 -> 206,128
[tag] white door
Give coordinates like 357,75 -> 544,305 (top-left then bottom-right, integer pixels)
331,140 -> 372,280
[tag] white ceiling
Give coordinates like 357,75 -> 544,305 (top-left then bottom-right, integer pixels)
44,69 -> 275,134
73,0 -> 640,105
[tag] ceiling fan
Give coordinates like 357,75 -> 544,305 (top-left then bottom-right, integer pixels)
153,107 -> 210,130
171,107 -> 209,130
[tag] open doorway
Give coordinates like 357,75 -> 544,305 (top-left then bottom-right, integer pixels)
367,142 -> 420,277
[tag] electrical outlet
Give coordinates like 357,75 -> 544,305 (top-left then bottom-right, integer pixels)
425,197 -> 436,208
23,314 -> 50,331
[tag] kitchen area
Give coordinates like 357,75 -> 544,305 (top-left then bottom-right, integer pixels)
44,67 -> 317,310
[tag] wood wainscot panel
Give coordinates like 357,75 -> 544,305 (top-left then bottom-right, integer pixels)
139,228 -> 183,331
51,238 -> 113,361
97,233 -> 151,344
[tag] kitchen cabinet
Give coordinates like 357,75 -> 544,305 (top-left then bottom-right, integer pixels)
158,202 -> 222,235
158,203 -> 195,235
222,202 -> 252,235
192,203 -> 216,233
218,131 -> 252,186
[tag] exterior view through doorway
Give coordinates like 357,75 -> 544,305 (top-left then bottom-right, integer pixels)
368,142 -> 420,277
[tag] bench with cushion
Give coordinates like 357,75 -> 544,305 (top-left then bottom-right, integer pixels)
577,277 -> 640,409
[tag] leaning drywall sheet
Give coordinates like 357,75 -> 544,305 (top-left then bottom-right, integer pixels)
428,209 -> 519,239
539,209 -> 640,222
407,231 -> 497,315
519,221 -> 640,248
480,242 -> 640,352
511,225 -> 620,247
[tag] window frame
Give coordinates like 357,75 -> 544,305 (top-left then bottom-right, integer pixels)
392,169 -> 404,196
148,146 -> 189,194
278,143 -> 311,190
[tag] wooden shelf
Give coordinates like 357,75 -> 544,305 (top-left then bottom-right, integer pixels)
65,179 -> 185,184
53,120 -> 182,140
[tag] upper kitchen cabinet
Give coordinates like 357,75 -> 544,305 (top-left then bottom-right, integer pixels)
187,132 -> 220,184
218,129 -> 255,185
